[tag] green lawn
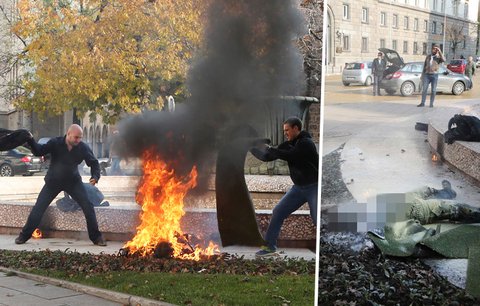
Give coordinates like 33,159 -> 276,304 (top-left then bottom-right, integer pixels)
32,270 -> 315,305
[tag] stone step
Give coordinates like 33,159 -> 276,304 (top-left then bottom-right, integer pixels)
0,202 -> 316,248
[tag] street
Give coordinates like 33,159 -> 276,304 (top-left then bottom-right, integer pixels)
322,74 -> 480,205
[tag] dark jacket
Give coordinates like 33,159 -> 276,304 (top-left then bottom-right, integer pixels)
422,51 -> 445,74
251,131 -> 319,186
28,136 -> 100,184
372,58 -> 387,76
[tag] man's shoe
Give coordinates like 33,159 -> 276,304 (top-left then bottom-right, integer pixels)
94,237 -> 107,246
429,105 -> 434,108
417,103 -> 425,107
255,246 -> 279,258
14,236 -> 27,245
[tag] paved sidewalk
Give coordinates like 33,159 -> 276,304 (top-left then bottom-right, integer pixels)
0,235 -> 316,305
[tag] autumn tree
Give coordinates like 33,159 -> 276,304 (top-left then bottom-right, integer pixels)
4,0 -> 206,123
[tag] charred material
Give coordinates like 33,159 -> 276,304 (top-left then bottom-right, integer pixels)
216,128 -> 267,247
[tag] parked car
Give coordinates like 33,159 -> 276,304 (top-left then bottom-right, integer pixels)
379,48 -> 471,96
38,137 -> 51,169
0,146 -> 44,176
342,61 -> 373,86
447,59 -> 467,74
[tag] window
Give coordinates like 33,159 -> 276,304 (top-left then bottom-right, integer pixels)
433,0 -> 437,11
380,12 -> 386,26
362,7 -> 369,23
413,42 -> 419,54
414,18 -> 419,31
431,21 -> 437,34
393,14 -> 398,28
361,37 -> 368,52
404,16 -> 409,30
440,23 -> 444,34
424,20 -> 428,32
392,39 -> 398,51
403,41 -> 408,53
343,4 -> 350,20
454,2 -> 458,15
343,35 -> 350,51
380,38 -> 386,48
441,0 -> 445,12
415,0 -> 419,6
463,38 -> 466,49
422,42 -> 427,55
465,3 -> 469,18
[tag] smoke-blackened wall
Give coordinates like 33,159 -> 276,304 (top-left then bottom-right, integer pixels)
118,0 -> 305,187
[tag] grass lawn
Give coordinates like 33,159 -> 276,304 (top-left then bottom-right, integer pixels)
31,269 -> 315,305
0,249 -> 316,305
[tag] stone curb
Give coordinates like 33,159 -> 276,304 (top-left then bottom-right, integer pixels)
0,266 -> 175,306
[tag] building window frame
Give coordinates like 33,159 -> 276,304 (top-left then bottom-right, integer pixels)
414,18 -> 419,31
413,41 -> 419,54
404,16 -> 409,30
393,14 -> 398,28
362,7 -> 369,23
431,21 -> 437,34
343,4 -> 350,20
392,39 -> 398,51
361,37 -> 368,53
380,38 -> 386,48
422,42 -> 427,55
380,11 -> 386,26
424,20 -> 428,32
343,35 -> 350,51
403,41 -> 408,54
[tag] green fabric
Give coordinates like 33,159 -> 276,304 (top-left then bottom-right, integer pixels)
421,224 -> 480,258
367,219 -> 435,257
467,247 -> 480,298
369,222 -> 480,258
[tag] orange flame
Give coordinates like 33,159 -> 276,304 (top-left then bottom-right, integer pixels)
32,228 -> 42,239
432,153 -> 439,162
123,149 -> 219,260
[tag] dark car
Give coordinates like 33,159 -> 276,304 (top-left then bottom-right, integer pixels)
379,48 -> 471,96
0,146 -> 44,176
447,59 -> 467,74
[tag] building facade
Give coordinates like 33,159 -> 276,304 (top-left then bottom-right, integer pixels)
326,0 -> 480,74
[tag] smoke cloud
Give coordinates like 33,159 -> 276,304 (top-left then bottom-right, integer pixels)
118,0 -> 306,188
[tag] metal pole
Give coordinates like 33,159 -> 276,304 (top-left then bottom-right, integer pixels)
443,0 -> 447,53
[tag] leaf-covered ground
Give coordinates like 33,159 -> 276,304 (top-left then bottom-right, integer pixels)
0,249 -> 315,276
320,148 -> 479,305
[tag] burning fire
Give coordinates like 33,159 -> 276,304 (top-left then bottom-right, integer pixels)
123,149 -> 219,260
432,153 -> 439,162
32,228 -> 42,239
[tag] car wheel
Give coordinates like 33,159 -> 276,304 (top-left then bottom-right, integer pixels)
385,89 -> 396,95
452,81 -> 465,95
343,81 -> 350,86
400,81 -> 415,96
0,164 -> 13,177
364,77 -> 372,86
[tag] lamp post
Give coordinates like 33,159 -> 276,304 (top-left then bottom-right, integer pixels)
442,0 -> 446,53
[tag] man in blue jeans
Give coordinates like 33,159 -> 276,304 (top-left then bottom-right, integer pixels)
418,44 -> 445,108
250,117 -> 319,257
15,124 -> 107,246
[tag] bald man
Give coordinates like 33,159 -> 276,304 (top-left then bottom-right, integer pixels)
15,124 -> 107,246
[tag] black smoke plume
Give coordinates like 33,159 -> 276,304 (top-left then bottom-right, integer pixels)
118,0 -> 305,188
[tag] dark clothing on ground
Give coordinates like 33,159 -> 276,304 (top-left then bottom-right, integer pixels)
18,136 -> 102,243
251,131 -> 319,186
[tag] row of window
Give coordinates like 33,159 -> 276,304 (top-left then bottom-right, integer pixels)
342,36 -> 466,54
344,2 -> 469,26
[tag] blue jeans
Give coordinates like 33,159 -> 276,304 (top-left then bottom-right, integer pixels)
19,180 -> 102,242
111,157 -> 122,175
264,183 -> 318,250
421,73 -> 439,106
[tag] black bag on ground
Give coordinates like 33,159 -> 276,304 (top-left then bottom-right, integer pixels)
56,183 -> 109,212
444,114 -> 480,144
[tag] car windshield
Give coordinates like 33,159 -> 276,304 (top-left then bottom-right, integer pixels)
449,60 -> 464,65
402,63 -> 423,73
345,63 -> 364,70
13,146 -> 32,155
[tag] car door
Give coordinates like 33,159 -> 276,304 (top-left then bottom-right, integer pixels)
436,65 -> 452,92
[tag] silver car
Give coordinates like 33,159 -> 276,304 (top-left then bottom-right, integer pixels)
379,48 -> 471,96
342,61 -> 373,86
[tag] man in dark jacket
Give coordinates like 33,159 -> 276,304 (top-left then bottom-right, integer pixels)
250,117 -> 319,257
372,52 -> 387,96
15,124 -> 107,246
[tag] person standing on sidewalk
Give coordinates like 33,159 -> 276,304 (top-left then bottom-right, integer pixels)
15,124 -> 107,246
372,52 -> 387,96
250,117 -> 319,257
466,56 -> 476,88
418,44 -> 445,108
